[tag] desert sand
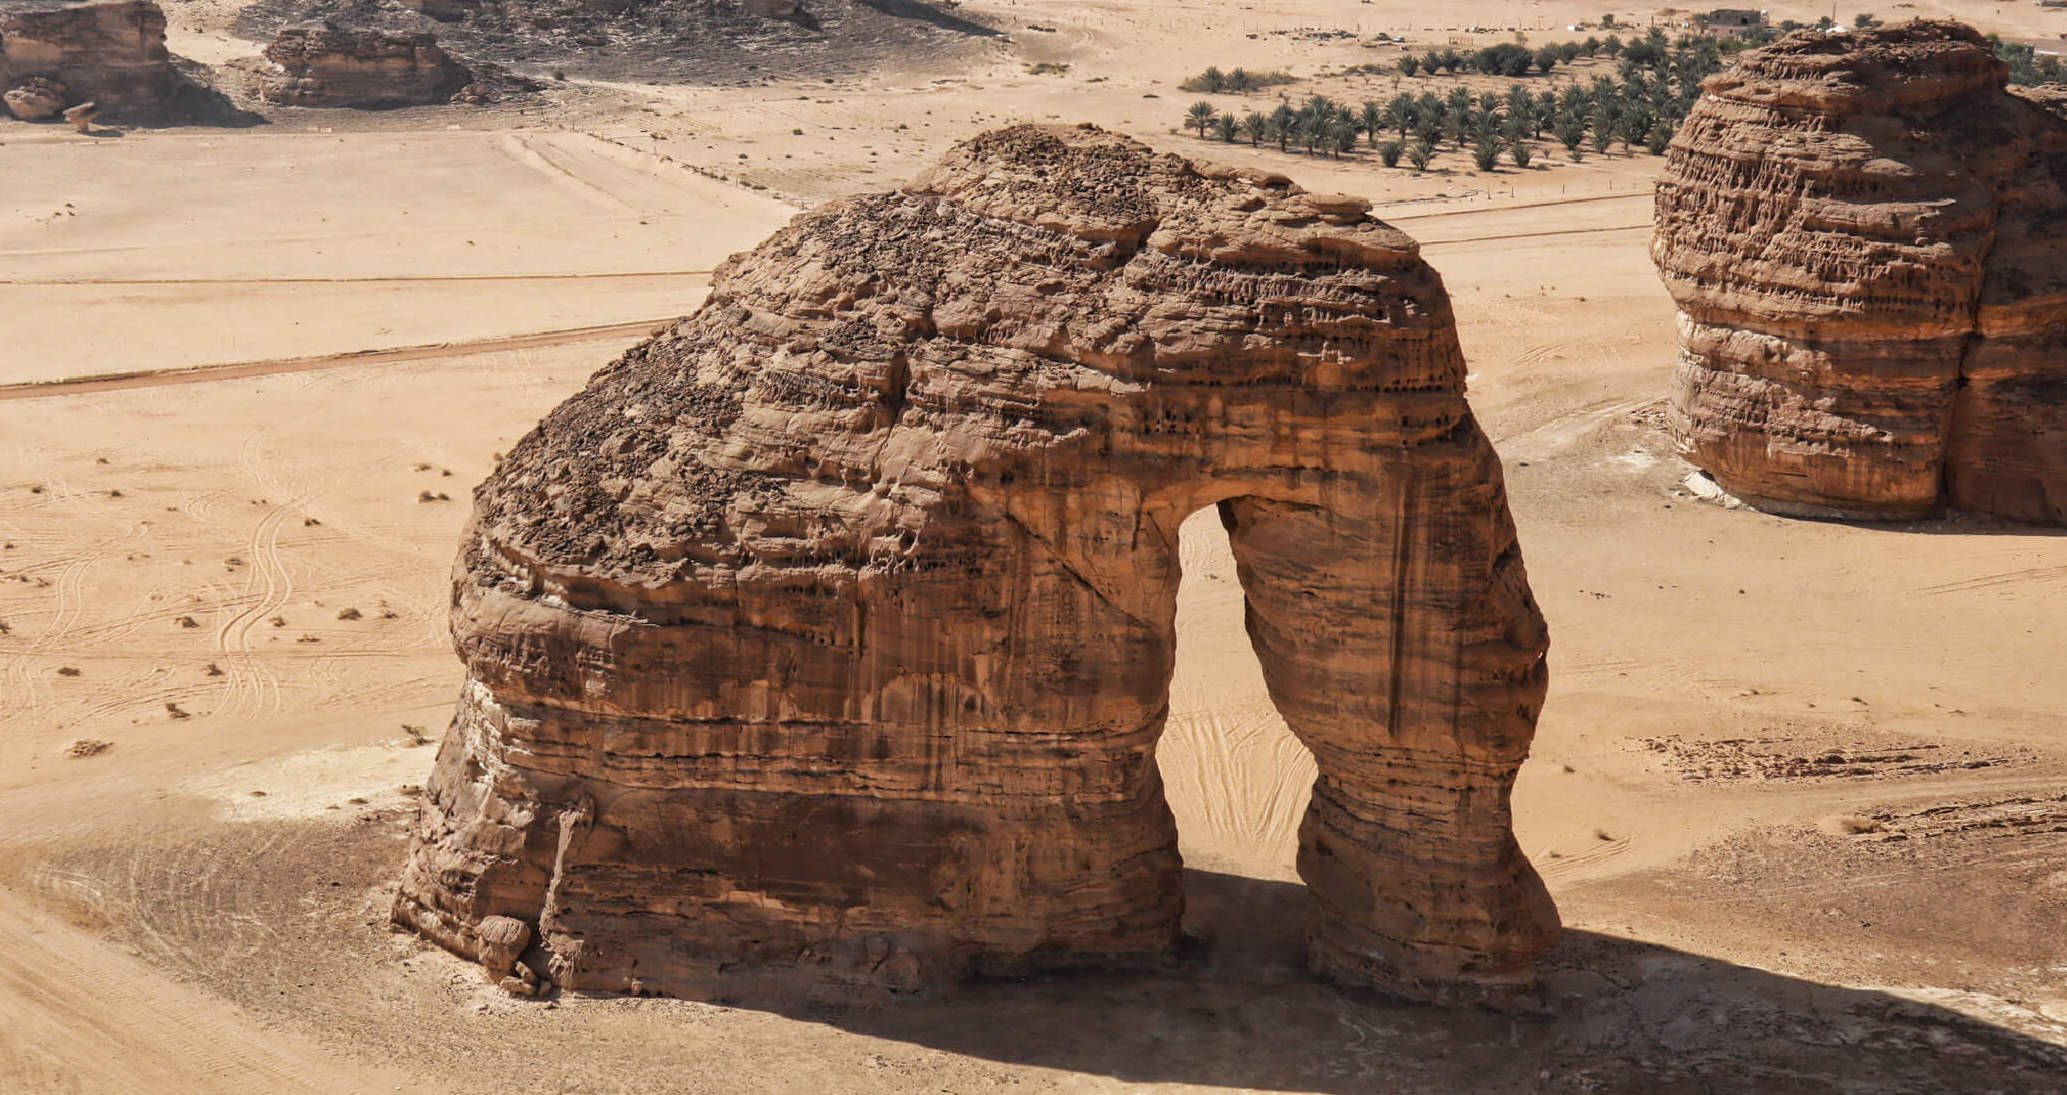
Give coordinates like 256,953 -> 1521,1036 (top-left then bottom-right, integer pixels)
2,1 -> 2065,1091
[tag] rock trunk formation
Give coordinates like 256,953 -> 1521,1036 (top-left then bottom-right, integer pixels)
1655,21 -> 2067,523
0,0 -> 175,117
258,19 -> 472,107
393,124 -> 1558,1005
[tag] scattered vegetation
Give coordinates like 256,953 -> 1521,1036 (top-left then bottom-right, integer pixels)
65,739 -> 112,758
1994,37 -> 2067,85
56,666 -> 81,677
166,702 -> 190,720
1180,30 -> 1725,172
1180,66 -> 1296,93
1026,61 -> 1070,76
337,607 -> 363,621
401,724 -> 431,746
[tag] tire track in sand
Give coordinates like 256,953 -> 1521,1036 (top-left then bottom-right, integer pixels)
0,318 -> 675,403
0,886 -> 388,1093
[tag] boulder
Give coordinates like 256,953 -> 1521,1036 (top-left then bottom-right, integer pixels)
1655,20 -> 2067,523
392,124 -> 1558,1006
473,914 -> 531,978
258,19 -> 473,108
3,76 -> 65,119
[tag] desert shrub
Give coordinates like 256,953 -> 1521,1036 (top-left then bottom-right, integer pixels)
1179,66 -> 1294,93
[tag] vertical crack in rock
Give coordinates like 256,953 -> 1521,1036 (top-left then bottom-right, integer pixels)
393,123 -> 1558,1006
1654,20 -> 2067,523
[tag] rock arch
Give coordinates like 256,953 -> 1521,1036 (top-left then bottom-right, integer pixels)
393,125 -> 1558,1005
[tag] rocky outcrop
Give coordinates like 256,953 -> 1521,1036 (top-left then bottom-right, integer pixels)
393,124 -> 1558,1006
233,0 -> 996,83
1655,21 -> 2067,523
257,19 -> 471,107
2,73 -> 64,118
0,0 -> 175,117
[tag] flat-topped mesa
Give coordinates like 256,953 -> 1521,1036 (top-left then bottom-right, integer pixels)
258,20 -> 472,108
393,124 -> 1558,1006
1654,20 -> 2067,523
0,0 -> 176,118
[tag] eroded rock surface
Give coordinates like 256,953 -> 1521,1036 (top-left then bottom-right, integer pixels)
1655,21 -> 2067,523
257,19 -> 471,107
0,0 -> 175,116
393,124 -> 1557,1005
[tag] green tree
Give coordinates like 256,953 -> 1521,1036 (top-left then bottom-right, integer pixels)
1187,100 -> 1217,138
1379,140 -> 1404,167
1214,113 -> 1238,143
1399,54 -> 1421,77
1240,111 -> 1268,146
1534,46 -> 1560,74
1270,103 -> 1296,151
1472,138 -> 1502,172
1385,92 -> 1415,136
1511,139 -> 1534,168
1407,137 -> 1436,172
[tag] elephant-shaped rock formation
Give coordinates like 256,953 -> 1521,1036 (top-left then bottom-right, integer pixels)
1656,21 -> 2067,523
393,124 -> 1558,1005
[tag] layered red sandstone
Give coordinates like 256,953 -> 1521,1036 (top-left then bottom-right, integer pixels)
0,0 -> 174,116
393,124 -> 1559,1005
1654,21 -> 2067,523
258,20 -> 472,108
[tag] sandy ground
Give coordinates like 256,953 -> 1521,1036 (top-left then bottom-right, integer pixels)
3,1 -> 2067,1091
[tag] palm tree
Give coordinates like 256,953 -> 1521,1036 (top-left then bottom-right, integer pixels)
1407,137 -> 1436,173
1472,138 -> 1501,173
1299,116 -> 1325,155
1386,92 -> 1414,137
1379,140 -> 1404,167
1187,100 -> 1217,138
1510,139 -> 1534,168
1556,114 -> 1586,154
1270,103 -> 1296,151
1240,111 -> 1268,146
1331,122 -> 1359,158
1214,113 -> 1238,143
1360,100 -> 1383,147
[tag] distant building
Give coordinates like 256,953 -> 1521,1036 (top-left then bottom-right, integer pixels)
1696,8 -> 1768,34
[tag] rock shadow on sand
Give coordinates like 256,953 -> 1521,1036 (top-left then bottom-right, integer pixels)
751,870 -> 2067,1094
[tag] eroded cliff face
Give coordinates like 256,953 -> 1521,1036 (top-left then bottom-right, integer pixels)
393,124 -> 1558,1006
258,20 -> 472,107
0,0 -> 175,116
1654,21 -> 2067,523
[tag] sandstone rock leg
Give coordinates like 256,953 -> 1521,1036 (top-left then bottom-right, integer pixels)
1220,434 -> 1555,1000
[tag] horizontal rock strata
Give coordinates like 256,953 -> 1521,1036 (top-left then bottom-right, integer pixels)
1654,21 -> 2067,523
0,0 -> 175,116
258,19 -> 472,107
393,123 -> 1558,1005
